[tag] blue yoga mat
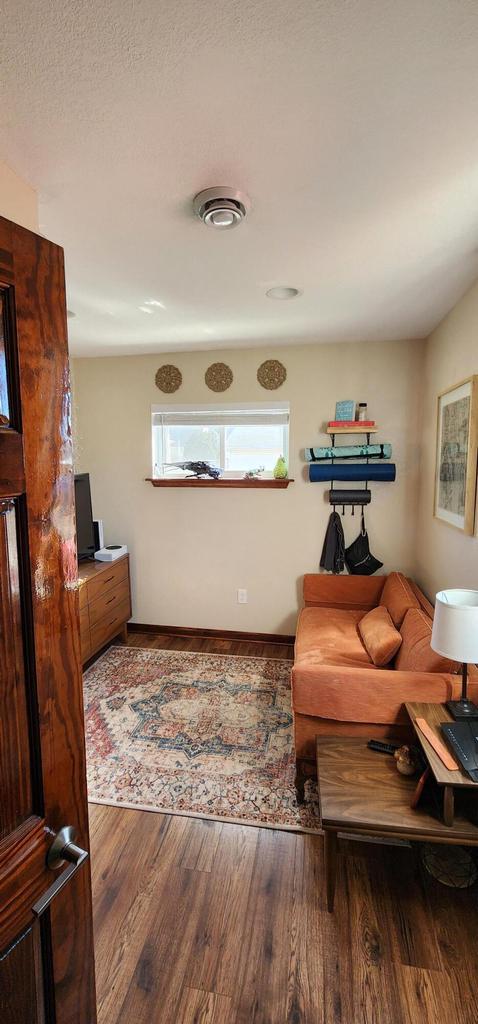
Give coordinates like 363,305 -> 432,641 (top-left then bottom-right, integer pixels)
309,463 -> 396,482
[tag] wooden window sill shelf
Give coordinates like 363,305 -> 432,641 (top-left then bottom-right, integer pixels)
145,478 -> 294,489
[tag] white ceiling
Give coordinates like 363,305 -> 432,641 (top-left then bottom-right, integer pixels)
2,0 -> 478,357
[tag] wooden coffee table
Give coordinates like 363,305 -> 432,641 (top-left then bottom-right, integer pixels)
316,736 -> 478,912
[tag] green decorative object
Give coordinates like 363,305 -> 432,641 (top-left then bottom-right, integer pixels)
273,455 -> 288,480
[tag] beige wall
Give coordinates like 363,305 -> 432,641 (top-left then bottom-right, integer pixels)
0,159 -> 38,232
414,280 -> 478,600
73,339 -> 423,633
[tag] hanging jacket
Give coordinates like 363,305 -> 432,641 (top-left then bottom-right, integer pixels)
320,511 -> 345,574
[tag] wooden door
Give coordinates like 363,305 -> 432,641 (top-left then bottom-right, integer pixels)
0,217 -> 97,1023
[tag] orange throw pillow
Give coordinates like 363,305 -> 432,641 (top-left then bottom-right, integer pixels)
358,606 -> 403,667
379,571 -> 420,628
395,608 -> 459,674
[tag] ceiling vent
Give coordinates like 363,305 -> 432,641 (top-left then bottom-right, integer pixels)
193,187 -> 251,230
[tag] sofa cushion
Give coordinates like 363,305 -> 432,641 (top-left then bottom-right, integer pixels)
358,606 -> 402,667
295,606 -> 375,669
395,607 -> 459,674
379,571 -> 420,628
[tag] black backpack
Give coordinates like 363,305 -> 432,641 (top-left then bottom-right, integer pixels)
345,510 -> 383,576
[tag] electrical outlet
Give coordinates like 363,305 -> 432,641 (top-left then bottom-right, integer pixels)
237,588 -> 248,604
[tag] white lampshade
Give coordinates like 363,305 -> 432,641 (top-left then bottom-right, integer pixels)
431,590 -> 478,664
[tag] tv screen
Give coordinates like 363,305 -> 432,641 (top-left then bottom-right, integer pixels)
74,473 -> 95,561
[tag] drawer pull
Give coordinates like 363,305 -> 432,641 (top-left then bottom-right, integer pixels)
106,596 -> 116,605
104,575 -> 115,584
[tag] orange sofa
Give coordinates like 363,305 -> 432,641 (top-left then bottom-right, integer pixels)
292,572 -> 478,800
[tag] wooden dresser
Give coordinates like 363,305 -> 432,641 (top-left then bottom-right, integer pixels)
78,555 -> 131,664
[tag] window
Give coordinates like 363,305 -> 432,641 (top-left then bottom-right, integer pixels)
152,402 -> 289,478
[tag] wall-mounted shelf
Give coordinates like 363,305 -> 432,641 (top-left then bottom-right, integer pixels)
146,478 -> 294,489
326,426 -> 378,435
307,419 -> 395,502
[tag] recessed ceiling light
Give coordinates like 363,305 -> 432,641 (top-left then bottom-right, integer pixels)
138,305 -> 154,314
144,299 -> 166,308
266,286 -> 302,300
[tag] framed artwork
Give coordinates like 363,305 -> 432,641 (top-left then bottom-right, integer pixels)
434,375 -> 478,534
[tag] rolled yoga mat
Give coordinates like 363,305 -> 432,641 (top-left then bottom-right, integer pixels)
309,463 -> 396,482
304,443 -> 392,462
329,488 -> 371,505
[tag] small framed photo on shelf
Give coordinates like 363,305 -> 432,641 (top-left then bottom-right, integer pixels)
335,400 -> 355,422
434,375 -> 478,534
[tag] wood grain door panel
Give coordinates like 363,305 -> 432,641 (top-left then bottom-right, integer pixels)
0,217 -> 97,1023
0,923 -> 45,1024
0,501 -> 32,838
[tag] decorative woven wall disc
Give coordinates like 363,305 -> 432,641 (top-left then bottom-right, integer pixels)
257,359 -> 287,390
155,364 -> 182,393
205,362 -> 233,392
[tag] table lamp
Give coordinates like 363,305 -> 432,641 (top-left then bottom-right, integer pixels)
431,589 -> 478,720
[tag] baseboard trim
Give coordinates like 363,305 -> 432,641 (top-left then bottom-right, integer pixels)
127,623 -> 295,645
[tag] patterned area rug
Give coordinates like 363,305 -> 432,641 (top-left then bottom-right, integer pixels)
83,646 -> 319,832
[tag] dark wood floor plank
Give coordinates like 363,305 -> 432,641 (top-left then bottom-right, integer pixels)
420,870 -> 478,975
115,631 -> 294,660
379,845 -> 443,970
186,824 -> 260,998
175,987 -> 232,1024
90,807 -> 189,1022
116,858 -> 210,1022
286,833 -> 342,1023
336,844 -> 407,1024
397,963 -> 478,1024
232,828 -> 302,1023
178,817 -> 224,874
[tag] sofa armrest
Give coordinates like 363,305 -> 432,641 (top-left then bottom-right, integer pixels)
303,573 -> 386,611
291,662 -> 457,725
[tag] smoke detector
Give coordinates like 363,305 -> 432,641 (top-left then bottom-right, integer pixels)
193,187 -> 251,229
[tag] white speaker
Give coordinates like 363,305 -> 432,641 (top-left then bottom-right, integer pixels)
93,519 -> 104,552
95,544 -> 128,562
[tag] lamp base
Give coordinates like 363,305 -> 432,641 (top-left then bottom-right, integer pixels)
446,699 -> 478,720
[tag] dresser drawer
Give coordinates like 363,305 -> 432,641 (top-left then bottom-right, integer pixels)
87,557 -> 128,605
79,606 -> 90,661
90,597 -> 130,655
80,631 -> 91,663
78,582 -> 88,611
80,605 -> 90,633
89,577 -> 130,628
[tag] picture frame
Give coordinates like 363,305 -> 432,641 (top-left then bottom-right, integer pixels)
434,375 -> 478,535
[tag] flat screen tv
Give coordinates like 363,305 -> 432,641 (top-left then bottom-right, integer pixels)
74,473 -> 95,561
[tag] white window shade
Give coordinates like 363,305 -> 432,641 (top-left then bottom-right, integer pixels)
152,405 -> 289,427
151,402 -> 289,478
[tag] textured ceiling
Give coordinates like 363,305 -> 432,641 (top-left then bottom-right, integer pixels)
2,0 -> 478,356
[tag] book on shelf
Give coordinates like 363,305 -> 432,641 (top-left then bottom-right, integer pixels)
328,420 -> 376,428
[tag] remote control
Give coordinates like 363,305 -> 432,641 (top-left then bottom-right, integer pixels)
367,740 -> 400,755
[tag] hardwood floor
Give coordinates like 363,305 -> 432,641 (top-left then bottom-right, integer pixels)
125,629 -> 294,661
89,633 -> 478,1024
